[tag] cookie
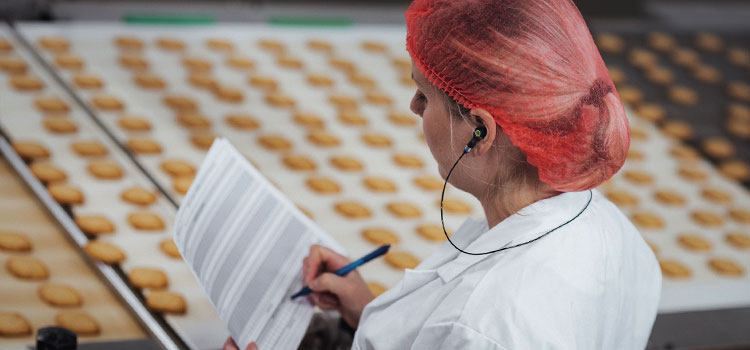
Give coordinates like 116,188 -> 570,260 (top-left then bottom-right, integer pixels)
258,39 -> 285,53
0,37 -> 11,52
363,176 -> 397,192
690,210 -> 724,227
668,86 -> 699,106
645,66 -> 675,86
365,91 -> 393,106
190,133 -> 217,150
670,145 -> 700,160
38,284 -> 82,307
607,66 -> 625,85
118,54 -> 149,70
701,188 -> 732,204
248,75 -> 278,90
594,33 -> 625,53
361,228 -> 399,245
660,120 -> 692,140
725,232 -> 750,249
12,140 -> 50,160
265,92 -> 296,108
384,251 -> 420,270
258,134 -> 293,151
10,74 -> 44,91
727,47 -> 750,68
73,73 -> 104,89
441,198 -> 472,214
0,231 -> 32,252
91,95 -> 125,111
55,310 -> 99,335
128,267 -> 168,289
70,140 -> 109,159
54,53 -> 84,70
628,48 -> 659,68
176,112 -> 211,129
328,95 -> 358,110
38,37 -> 69,52
114,36 -> 144,50
386,202 -> 422,218
0,56 -> 27,74
126,137 -> 162,154
293,111 -> 325,129
0,312 -> 32,336
43,118 -> 78,134
6,256 -> 48,280
84,240 -> 126,264
645,240 -> 659,255
635,104 -> 665,122
708,258 -> 744,277
388,112 -> 417,126
728,208 -> 750,224
35,96 -> 69,113
163,95 -> 198,112
47,183 -> 84,205
408,177 -> 442,193
671,48 -> 700,68
617,86 -> 643,106
128,212 -> 165,231
282,155 -> 316,171
366,281 -> 387,297
677,167 -> 707,182
630,127 -> 648,140
361,133 -> 393,147
719,160 -> 750,181
702,138 -> 735,159
307,74 -> 334,87
692,64 -> 722,84
627,149 -> 644,161
187,73 -> 218,90
277,55 -> 303,69
160,239 -> 181,259
362,40 -> 388,53
659,259 -> 691,279
329,57 -> 356,73
726,117 -> 750,139
156,37 -> 185,51
121,187 -> 157,206
727,103 -> 750,121
647,32 -> 676,52
225,113 -> 260,130
133,73 -> 166,89
118,116 -> 152,131
338,110 -> 368,126
330,155 -> 363,171
677,234 -> 712,251
393,153 -> 424,168
334,201 -> 372,219
307,39 -> 333,52
146,291 -> 186,314
182,56 -> 212,72
306,177 -> 341,194
213,85 -> 244,103
225,55 -> 254,70
348,72 -> 376,88
75,215 -> 115,235
307,130 -> 341,147
653,190 -> 686,206
159,160 -> 195,178
695,32 -> 723,53
206,38 -> 234,51
86,159 -> 123,179
173,176 -> 194,195
630,212 -> 664,230
416,224 -> 450,241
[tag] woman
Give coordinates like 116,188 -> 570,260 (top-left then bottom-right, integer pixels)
227,0 -> 661,348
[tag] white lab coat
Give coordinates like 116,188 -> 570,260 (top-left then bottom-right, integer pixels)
352,190 -> 661,350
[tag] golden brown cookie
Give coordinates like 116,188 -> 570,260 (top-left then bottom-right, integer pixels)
248,75 -> 278,90
728,208 -> 750,224
159,239 -> 181,259
441,198 -> 472,214
726,117 -> 750,139
225,113 -> 260,130
708,258 -> 744,277
660,120 -> 693,140
0,231 -> 32,252
299,177 -> 337,196
727,103 -> 750,121
363,176 -> 397,192
362,40 -> 388,53
607,66 -> 625,85
630,127 -> 648,140
282,155 -> 316,171
366,281 -> 387,297
330,155 -> 364,171
277,55 -> 303,69
384,251 -> 420,270
114,36 -> 144,50
329,57 -> 356,73
695,32 -> 723,52
10,74 -> 44,91
293,111 -> 325,129
659,259 -> 691,279
645,66 -> 675,86
361,228 -> 399,245
213,85 -> 244,103
206,38 -> 234,51
0,312 -> 32,336
307,39 -> 333,52
307,74 -> 334,87
133,73 -> 166,89
54,53 -> 84,69
75,215 -> 115,235
38,36 -> 69,52
653,190 -> 686,206
128,212 -> 165,231
173,176 -> 194,195
43,117 -> 78,134
618,86 -> 643,106
645,240 -> 659,255
334,201 -> 372,219
691,210 -> 724,227
413,175 -> 444,191
628,48 -> 659,68
595,33 -> 625,53
12,140 -> 50,160
701,188 -> 733,204
627,149 -> 644,161
307,130 -> 341,147
118,54 -> 149,70
671,48 -> 700,68
0,56 -> 27,74
187,73 -> 218,90
71,140 -> 108,157
191,134 -> 216,150
35,96 -> 69,113
702,138 -> 735,159
128,267 -> 168,289
225,55 -> 254,70
56,310 -> 100,335
146,291 -> 186,314
160,160 -> 196,178
0,37 -> 12,52
692,64 -> 722,84
727,47 -> 750,68
126,137 -> 162,154
38,283 -> 82,307
338,110 -> 368,126
677,167 -> 707,182
416,224 -> 450,241
647,32 -> 676,52
365,91 -> 393,106
156,37 -> 185,51
388,112 -> 418,126
719,160 -> 750,181
258,39 -> 285,53
87,160 -> 124,180
118,116 -> 152,131
725,232 -> 750,249
265,92 -> 296,108
121,187 -> 157,206
328,95 -> 358,110
258,134 -> 293,151
47,183 -> 84,205
386,202 -> 422,218
635,104 -> 665,122
84,240 -> 126,264
182,56 -> 212,72
162,95 -> 198,112
669,86 -> 699,106
393,153 -> 424,168
6,256 -> 48,280
72,73 -> 103,89
677,234 -> 712,251
630,212 -> 665,230
91,95 -> 125,111
348,72 -> 376,88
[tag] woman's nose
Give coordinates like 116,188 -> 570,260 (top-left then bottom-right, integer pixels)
410,92 -> 423,118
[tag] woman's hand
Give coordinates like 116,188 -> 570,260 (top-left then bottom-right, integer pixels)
223,337 -> 257,350
302,244 -> 375,329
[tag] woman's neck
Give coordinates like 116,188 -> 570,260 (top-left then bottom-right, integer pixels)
480,184 -> 562,228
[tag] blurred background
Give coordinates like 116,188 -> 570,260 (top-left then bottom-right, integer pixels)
0,1 -> 748,349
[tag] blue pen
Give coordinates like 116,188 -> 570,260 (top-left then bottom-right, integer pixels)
290,244 -> 391,300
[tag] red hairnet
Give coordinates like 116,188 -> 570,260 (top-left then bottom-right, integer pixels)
406,0 -> 629,192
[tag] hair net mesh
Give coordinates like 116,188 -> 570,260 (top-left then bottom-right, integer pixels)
406,0 -> 630,192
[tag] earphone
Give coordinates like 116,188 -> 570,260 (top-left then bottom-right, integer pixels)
440,126 -> 593,255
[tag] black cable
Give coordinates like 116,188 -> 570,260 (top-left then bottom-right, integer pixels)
440,150 -> 593,255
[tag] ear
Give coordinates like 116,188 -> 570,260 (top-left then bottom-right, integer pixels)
468,108 -> 496,156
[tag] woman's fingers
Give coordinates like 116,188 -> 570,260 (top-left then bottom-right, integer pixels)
303,244 -> 350,285
247,342 -> 258,350
223,337 -> 238,350
310,292 -> 340,310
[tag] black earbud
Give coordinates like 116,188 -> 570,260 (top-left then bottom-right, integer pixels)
463,127 -> 487,153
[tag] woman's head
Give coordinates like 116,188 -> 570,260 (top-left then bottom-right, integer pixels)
405,0 -> 630,192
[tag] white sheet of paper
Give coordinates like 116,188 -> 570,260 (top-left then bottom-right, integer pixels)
174,138 -> 346,350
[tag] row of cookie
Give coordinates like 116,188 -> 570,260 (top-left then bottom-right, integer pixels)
649,230 -> 750,253
659,256 -> 745,279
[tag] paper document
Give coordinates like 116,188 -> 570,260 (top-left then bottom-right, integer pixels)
174,138 -> 346,350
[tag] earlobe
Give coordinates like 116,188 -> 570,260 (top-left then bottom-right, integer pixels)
469,108 -> 497,156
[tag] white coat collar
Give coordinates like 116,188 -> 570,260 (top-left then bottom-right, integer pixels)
435,190 -> 594,283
